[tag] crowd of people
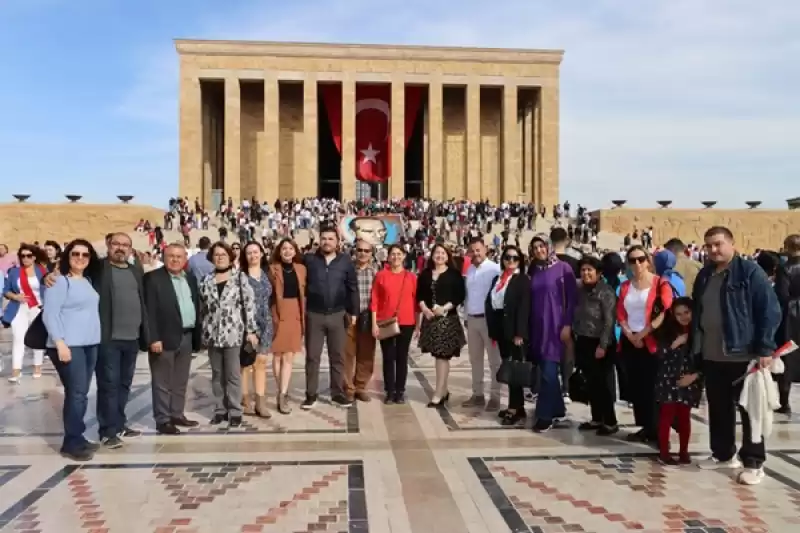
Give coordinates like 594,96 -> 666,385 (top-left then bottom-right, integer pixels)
0,197 -> 798,492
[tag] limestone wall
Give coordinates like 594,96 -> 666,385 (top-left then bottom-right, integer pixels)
0,203 -> 165,249
595,209 -> 800,253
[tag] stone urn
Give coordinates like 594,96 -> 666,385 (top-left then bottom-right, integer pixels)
611,200 -> 627,208
117,195 -> 134,204
657,200 -> 672,208
12,194 -> 30,203
745,201 -> 762,209
701,201 -> 717,208
65,195 -> 82,203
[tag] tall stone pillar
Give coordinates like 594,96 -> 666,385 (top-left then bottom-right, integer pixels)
539,83 -> 559,209
427,78 -> 443,200
522,101 -> 534,204
201,97 -> 213,208
341,78 -> 356,201
502,84 -> 519,202
532,89 -> 541,206
300,77 -> 319,199
466,83 -> 481,200
261,73 -> 279,203
390,79 -> 405,199
179,74 -> 202,203
224,77 -> 241,204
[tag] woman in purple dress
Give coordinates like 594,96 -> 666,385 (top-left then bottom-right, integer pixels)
527,234 -> 577,432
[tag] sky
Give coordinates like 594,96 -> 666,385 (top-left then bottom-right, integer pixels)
0,0 -> 797,208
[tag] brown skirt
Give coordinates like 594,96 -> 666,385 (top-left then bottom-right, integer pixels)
271,298 -> 303,354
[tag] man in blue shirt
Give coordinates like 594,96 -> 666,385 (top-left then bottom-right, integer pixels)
188,236 -> 214,285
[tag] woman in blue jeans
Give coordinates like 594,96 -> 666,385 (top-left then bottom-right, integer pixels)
42,239 -> 102,461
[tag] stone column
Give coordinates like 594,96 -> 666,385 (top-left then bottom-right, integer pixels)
390,79 -> 405,199
466,82 -> 481,200
300,76 -> 319,198
224,77 -> 241,204
539,83 -> 559,209
201,97 -> 213,208
502,84 -> 519,202
522,101 -> 534,204
533,88 -> 542,206
261,73 -> 279,202
179,74 -> 202,203
427,78 -> 444,200
341,78 -> 356,201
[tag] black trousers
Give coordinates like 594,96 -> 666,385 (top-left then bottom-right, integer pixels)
497,338 -> 525,411
705,360 -> 766,469
621,336 -> 658,438
575,335 -> 618,427
773,354 -> 794,409
380,326 -> 414,394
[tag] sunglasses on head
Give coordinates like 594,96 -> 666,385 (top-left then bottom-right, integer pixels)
628,255 -> 648,265
71,251 -> 91,259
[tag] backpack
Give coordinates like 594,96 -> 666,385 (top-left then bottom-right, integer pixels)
661,271 -> 686,298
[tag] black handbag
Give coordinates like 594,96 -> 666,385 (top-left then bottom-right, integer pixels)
568,369 -> 590,404
24,312 -> 48,350
495,344 -> 533,388
238,275 -> 257,367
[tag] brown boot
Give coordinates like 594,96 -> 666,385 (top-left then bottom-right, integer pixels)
242,394 -> 255,416
255,395 -> 271,419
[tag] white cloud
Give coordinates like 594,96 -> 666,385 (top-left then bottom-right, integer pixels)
119,0 -> 800,207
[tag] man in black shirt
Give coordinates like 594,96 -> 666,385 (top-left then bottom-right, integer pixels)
550,227 -> 580,278
302,227 -> 359,409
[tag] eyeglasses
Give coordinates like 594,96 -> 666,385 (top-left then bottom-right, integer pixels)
110,241 -> 131,248
356,248 -> 372,253
71,252 -> 91,259
503,255 -> 520,262
628,255 -> 648,265
19,253 -> 34,259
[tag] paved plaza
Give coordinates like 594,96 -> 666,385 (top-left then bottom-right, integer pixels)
0,331 -> 799,533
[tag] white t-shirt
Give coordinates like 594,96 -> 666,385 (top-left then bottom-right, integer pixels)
624,285 -> 650,333
464,259 -> 501,316
26,275 -> 42,306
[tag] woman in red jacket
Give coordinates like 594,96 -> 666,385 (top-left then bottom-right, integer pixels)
617,245 -> 673,444
371,244 -> 418,404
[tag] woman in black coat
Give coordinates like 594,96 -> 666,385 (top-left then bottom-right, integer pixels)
484,245 -> 531,425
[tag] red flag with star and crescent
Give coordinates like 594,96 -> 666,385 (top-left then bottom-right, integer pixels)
354,85 -> 391,183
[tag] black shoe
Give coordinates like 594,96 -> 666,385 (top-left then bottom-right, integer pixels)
228,416 -> 242,428
426,392 -> 449,408
657,455 -> 679,467
532,419 -> 552,433
171,416 -> 199,427
332,395 -> 353,407
394,392 -> 406,404
578,421 -> 602,431
101,435 -> 124,449
625,429 -> 647,442
775,405 -> 792,415
119,427 -> 142,439
301,395 -> 317,410
210,413 -> 228,425
596,425 -> 619,436
501,411 -> 526,426
156,423 -> 181,435
60,448 -> 94,462
83,440 -> 101,453
498,409 -> 509,419
384,394 -> 395,405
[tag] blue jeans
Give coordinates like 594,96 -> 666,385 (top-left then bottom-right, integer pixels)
535,360 -> 566,424
96,340 -> 139,439
48,345 -> 98,454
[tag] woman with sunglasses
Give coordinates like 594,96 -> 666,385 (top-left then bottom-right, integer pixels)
617,245 -> 674,444
484,245 -> 530,425
42,239 -> 102,461
2,244 -> 47,382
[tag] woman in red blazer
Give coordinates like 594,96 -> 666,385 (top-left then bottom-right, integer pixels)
616,245 -> 673,444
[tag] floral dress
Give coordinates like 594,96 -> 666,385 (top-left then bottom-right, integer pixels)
246,271 -> 274,353
654,343 -> 702,407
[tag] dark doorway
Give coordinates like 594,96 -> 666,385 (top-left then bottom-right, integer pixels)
405,101 -> 425,199
317,96 -> 341,199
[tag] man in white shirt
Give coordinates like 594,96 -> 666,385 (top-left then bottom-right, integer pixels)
463,239 -> 502,409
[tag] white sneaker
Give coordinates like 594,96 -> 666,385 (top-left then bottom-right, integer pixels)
737,467 -> 765,485
7,375 -> 19,384
563,394 -> 572,405
697,456 -> 743,470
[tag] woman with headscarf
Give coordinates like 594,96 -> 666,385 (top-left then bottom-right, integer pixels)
527,234 -> 577,433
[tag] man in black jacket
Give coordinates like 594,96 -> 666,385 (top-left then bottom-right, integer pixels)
144,244 -> 202,434
776,234 -> 800,413
302,227 -> 359,409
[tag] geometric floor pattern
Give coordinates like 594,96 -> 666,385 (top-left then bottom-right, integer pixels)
1,329 -> 800,532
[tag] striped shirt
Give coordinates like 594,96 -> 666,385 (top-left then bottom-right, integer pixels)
356,264 -> 378,312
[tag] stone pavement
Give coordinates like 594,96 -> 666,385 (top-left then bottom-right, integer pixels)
0,331 -> 799,533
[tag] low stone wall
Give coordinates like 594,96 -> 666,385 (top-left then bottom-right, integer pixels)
594,208 -> 800,253
0,203 -> 164,249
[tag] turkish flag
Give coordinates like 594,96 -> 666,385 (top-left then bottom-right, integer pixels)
355,85 -> 391,183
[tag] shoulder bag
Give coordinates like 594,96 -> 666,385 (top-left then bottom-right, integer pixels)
375,273 -> 406,340
238,274 -> 257,367
496,343 -> 533,388
25,277 -> 70,350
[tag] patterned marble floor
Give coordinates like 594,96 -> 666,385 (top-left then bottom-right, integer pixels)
1,331 -> 799,533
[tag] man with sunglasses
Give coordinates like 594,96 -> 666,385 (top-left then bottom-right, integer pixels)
344,239 -> 378,402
